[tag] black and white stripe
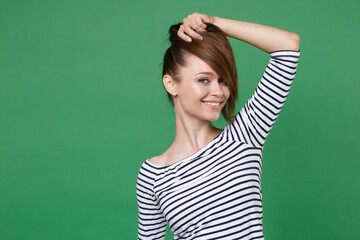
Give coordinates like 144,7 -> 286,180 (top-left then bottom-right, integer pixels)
136,50 -> 300,240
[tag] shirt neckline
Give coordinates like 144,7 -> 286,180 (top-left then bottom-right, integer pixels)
145,128 -> 226,169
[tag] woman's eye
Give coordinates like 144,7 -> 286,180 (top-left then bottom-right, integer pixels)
219,78 -> 227,85
199,78 -> 209,83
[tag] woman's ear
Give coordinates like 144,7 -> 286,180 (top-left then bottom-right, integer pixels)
163,74 -> 178,96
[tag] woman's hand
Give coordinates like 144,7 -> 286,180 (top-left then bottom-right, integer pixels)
178,12 -> 216,42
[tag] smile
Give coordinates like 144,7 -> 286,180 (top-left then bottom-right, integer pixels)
202,101 -> 223,109
203,101 -> 220,106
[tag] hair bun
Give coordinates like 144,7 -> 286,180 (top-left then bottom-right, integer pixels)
168,22 -> 182,44
168,22 -> 224,44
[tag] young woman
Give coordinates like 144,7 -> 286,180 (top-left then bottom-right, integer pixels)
136,12 -> 300,240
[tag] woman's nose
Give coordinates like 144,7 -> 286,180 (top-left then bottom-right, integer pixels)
210,81 -> 223,95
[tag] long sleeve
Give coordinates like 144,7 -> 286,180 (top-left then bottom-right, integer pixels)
136,163 -> 167,240
225,49 -> 301,148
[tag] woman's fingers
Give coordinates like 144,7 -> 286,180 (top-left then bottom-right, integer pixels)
177,25 -> 193,42
184,24 -> 204,41
183,17 -> 203,41
177,24 -> 202,42
178,12 -> 211,42
188,17 -> 206,32
194,17 -> 207,31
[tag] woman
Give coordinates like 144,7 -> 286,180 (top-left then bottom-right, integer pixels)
136,12 -> 300,240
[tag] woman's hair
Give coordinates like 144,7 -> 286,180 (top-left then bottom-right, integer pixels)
162,22 -> 238,124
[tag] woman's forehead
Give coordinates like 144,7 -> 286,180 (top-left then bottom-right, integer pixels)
182,54 -> 217,75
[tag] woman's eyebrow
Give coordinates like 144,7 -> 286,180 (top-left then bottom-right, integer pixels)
194,71 -> 216,76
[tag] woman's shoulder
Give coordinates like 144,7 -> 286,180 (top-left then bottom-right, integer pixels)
147,146 -> 182,167
147,146 -> 175,167
148,155 -> 167,166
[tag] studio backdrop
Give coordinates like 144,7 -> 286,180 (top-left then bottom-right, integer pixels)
0,0 -> 359,239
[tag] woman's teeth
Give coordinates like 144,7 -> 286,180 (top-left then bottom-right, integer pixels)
204,101 -> 220,106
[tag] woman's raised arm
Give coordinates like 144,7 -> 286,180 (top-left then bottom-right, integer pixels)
213,16 -> 300,53
178,13 -> 300,53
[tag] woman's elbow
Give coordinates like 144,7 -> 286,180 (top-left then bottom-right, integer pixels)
290,33 -> 300,51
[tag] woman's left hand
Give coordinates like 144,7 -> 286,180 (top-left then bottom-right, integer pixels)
177,12 -> 216,42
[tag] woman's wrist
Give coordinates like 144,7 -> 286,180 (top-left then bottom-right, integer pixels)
212,16 -> 232,38
213,16 -> 225,32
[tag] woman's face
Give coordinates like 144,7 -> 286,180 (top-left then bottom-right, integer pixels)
172,53 -> 230,122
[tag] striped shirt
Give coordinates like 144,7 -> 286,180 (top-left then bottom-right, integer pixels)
136,50 -> 301,240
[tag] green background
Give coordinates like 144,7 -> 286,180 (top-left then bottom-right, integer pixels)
1,0 -> 359,239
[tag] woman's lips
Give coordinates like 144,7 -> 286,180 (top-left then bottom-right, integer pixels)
202,101 -> 223,109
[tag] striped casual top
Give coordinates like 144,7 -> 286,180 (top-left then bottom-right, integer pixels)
136,50 -> 301,240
